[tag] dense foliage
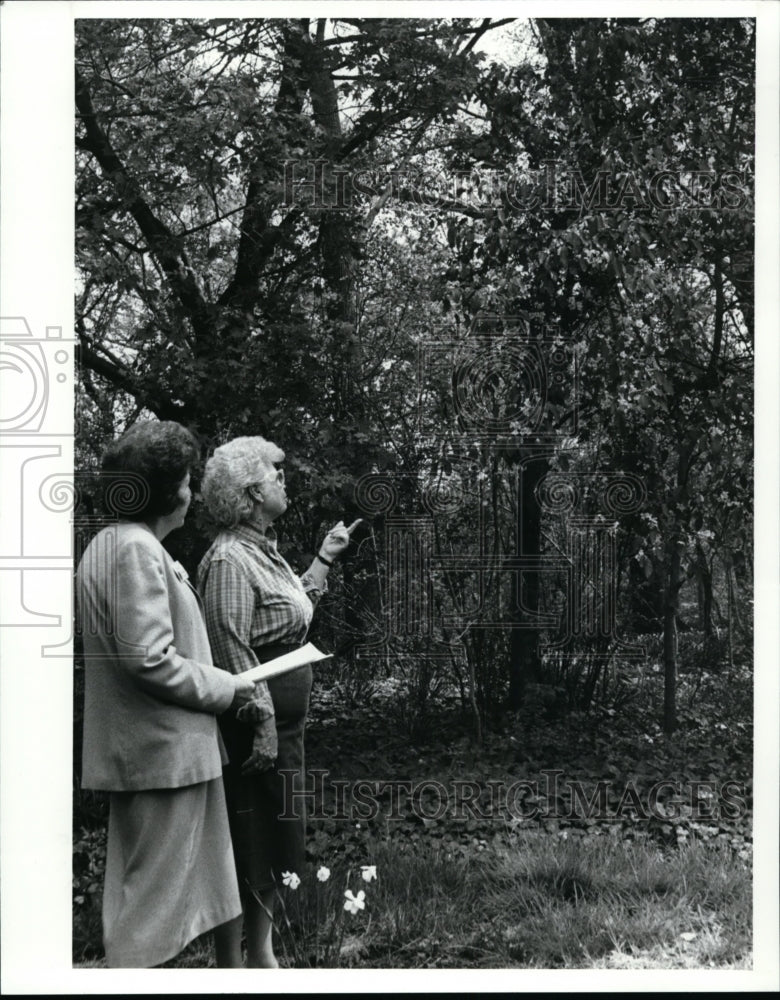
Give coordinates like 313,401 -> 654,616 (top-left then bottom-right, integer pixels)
76,16 -> 753,734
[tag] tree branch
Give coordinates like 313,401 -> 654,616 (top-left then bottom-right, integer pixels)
707,260 -> 724,381
76,329 -> 187,422
320,19 -> 516,48
75,67 -> 212,336
219,23 -> 310,309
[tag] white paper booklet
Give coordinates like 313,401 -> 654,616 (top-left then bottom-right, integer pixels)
242,642 -> 332,683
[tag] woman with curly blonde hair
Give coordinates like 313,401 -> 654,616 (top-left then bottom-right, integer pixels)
197,436 -> 359,968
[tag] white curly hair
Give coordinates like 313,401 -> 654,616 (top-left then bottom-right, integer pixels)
201,436 -> 285,528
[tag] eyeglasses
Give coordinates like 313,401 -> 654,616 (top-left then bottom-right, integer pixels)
249,469 -> 284,494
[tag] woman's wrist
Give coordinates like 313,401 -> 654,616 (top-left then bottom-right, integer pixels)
316,552 -> 334,567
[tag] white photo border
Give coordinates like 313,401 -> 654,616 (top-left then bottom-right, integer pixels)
1,0 -> 777,993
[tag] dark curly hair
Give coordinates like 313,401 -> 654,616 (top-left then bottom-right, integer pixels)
100,421 -> 200,521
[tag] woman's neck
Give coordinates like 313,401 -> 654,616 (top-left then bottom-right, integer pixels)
247,510 -> 273,535
145,516 -> 172,541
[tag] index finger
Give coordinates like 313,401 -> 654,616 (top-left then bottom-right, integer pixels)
346,519 -> 364,536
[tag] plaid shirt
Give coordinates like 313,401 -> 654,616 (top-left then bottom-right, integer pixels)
197,522 -> 324,721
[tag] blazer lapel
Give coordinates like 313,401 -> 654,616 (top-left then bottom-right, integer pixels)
172,558 -> 205,608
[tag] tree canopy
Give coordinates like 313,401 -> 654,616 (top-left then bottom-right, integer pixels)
76,16 -> 754,734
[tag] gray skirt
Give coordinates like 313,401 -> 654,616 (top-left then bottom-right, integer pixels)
103,777 -> 241,967
219,658 -> 313,896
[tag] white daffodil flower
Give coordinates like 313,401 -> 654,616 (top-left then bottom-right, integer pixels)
343,889 -> 366,914
282,871 -> 301,890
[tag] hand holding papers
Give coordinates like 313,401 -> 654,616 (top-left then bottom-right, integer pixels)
242,642 -> 332,684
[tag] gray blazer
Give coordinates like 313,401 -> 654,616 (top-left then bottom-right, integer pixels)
77,521 -> 236,791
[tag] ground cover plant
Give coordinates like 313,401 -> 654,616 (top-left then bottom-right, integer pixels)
74,628 -> 752,969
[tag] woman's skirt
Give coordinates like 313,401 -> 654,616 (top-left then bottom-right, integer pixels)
219,653 -> 313,897
102,776 -> 241,968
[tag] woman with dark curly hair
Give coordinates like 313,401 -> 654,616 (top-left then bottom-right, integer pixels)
77,420 -> 257,968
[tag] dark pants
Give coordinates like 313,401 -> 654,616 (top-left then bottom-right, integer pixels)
220,646 -> 313,896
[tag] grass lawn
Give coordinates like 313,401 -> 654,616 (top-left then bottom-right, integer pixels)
75,833 -> 751,969
73,652 -> 753,969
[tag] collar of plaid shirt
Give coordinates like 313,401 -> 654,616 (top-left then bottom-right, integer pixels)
228,520 -> 280,552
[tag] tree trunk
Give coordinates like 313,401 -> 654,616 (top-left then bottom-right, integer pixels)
663,540 -> 682,733
695,542 -> 713,638
466,645 -> 483,746
663,427 -> 696,733
726,559 -> 735,676
507,454 -> 548,708
627,555 -> 665,632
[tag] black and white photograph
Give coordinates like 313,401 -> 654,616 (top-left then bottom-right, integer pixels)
0,0 -> 778,993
